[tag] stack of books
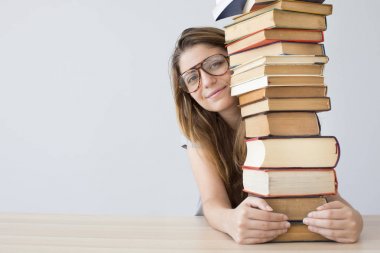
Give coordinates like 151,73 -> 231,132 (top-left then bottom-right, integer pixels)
224,0 -> 339,242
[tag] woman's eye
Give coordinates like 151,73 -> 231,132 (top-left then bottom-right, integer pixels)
186,74 -> 198,84
209,60 -> 223,69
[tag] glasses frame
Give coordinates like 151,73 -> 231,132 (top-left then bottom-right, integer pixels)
179,54 -> 229,93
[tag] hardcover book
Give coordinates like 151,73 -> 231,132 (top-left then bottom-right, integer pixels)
227,29 -> 324,55
235,0 -> 332,24
273,222 -> 329,242
232,55 -> 328,76
229,42 -> 325,67
243,168 -> 337,197
231,75 -> 325,96
244,112 -> 320,138
231,64 -> 324,86
243,136 -> 340,169
240,97 -> 331,117
238,86 -> 327,105
225,9 -> 327,42
265,197 -> 327,221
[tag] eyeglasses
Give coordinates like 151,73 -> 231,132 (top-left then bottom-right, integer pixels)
179,54 -> 229,93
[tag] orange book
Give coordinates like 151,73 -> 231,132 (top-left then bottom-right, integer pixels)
227,28 -> 324,55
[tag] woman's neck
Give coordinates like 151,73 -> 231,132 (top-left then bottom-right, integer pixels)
218,104 -> 241,130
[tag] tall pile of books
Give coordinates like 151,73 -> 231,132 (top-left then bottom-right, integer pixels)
224,0 -> 339,242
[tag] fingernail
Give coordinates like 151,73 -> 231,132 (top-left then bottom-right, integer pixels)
283,214 -> 289,220
266,205 -> 273,211
303,218 -> 309,224
285,222 -> 291,228
307,212 -> 314,218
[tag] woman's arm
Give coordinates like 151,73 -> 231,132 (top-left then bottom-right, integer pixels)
303,193 -> 363,243
187,145 -> 290,244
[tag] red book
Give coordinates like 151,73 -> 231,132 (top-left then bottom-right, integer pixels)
227,28 -> 324,55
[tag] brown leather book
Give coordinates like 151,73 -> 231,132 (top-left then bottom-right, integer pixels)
273,222 -> 329,242
265,197 -> 327,221
244,112 -> 321,138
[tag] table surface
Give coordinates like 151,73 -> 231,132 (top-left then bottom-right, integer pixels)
0,213 -> 378,252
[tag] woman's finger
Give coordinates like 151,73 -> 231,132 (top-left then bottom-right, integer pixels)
244,196 -> 273,211
303,217 -> 348,229
239,228 -> 288,244
307,209 -> 345,220
316,201 -> 345,211
243,218 -> 290,231
247,208 -> 288,222
307,225 -> 351,242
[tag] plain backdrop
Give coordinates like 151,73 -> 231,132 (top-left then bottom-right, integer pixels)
0,0 -> 379,216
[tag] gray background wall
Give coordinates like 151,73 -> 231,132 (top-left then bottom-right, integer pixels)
0,0 -> 379,216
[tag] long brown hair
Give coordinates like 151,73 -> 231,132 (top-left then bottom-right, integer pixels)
169,27 -> 246,207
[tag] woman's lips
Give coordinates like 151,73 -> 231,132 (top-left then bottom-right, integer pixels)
206,86 -> 227,99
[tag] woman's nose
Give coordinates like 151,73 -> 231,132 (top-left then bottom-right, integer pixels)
199,68 -> 217,89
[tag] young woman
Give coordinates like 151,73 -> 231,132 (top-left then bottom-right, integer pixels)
169,27 -> 363,244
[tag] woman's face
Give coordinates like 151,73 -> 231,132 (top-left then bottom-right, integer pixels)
178,44 -> 237,113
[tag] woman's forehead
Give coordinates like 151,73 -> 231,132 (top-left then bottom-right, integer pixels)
179,44 -> 226,73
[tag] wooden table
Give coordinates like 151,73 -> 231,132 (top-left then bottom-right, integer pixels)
0,213 -> 378,252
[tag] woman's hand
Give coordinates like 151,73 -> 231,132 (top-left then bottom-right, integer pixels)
228,196 -> 290,244
303,201 -> 363,243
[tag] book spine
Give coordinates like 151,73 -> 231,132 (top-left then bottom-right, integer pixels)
242,189 -> 336,198
242,166 -> 337,171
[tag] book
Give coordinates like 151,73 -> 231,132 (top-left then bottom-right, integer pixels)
229,42 -> 325,68
213,0 -> 246,21
243,0 -> 326,14
227,29 -> 324,55
243,136 -> 340,169
231,64 -> 324,86
244,112 -> 320,138
240,97 -> 331,117
265,197 -> 327,221
235,0 -> 333,24
239,86 -> 328,105
225,9 -> 327,43
231,76 -> 325,96
273,222 -> 329,242
232,55 -> 329,76
243,168 -> 337,197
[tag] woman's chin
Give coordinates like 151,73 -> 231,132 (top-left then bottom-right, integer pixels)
204,97 -> 237,113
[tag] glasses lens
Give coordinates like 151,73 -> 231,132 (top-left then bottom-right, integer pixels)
180,69 -> 199,93
203,55 -> 228,76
